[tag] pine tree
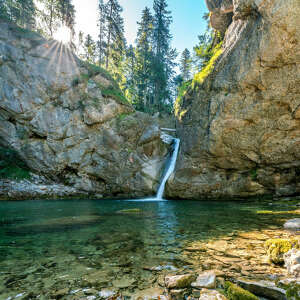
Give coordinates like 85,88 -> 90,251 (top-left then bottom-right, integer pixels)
0,0 -> 36,29
123,45 -> 137,104
97,0 -> 107,67
135,7 -> 155,112
104,0 -> 125,70
83,34 -> 96,63
152,0 -> 176,113
180,49 -> 192,81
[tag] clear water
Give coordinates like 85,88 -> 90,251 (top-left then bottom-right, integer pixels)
0,199 -> 291,298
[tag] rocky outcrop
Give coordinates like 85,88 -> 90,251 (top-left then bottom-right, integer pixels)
168,0 -> 300,199
0,20 -> 169,199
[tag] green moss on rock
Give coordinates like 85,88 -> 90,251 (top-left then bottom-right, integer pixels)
0,147 -> 31,180
224,282 -> 259,300
265,239 -> 299,265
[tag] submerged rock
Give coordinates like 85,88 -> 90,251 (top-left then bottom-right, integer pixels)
131,287 -> 164,300
117,209 -> 142,214
112,276 -> 136,289
199,288 -> 228,300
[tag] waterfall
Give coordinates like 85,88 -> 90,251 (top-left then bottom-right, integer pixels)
156,138 -> 180,200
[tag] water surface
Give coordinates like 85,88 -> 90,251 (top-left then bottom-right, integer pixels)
0,198 -> 293,298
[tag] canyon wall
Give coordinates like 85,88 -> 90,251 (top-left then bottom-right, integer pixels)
168,0 -> 300,199
0,21 -> 168,199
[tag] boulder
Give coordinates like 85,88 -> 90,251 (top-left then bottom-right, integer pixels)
165,274 -> 196,289
236,279 -> 286,300
191,270 -> 217,289
284,248 -> 300,277
284,219 -> 300,231
224,281 -> 259,300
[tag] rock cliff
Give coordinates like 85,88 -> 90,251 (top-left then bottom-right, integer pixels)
0,20 -> 168,199
168,0 -> 300,199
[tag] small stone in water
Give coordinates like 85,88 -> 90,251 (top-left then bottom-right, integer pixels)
15,293 -> 25,298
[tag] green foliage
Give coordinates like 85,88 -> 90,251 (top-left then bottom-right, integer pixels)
101,85 -> 128,105
72,61 -> 115,87
265,239 -> 299,265
193,42 -> 223,86
174,41 -> 223,119
118,112 -> 133,121
0,147 -> 31,180
0,0 -> 36,29
180,48 -> 192,81
224,282 -> 259,300
174,80 -> 192,118
286,283 -> 300,300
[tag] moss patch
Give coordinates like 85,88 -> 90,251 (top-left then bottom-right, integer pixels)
100,85 -> 129,105
174,80 -> 192,118
192,42 -> 223,87
0,147 -> 31,180
265,239 -> 299,265
224,282 -> 259,300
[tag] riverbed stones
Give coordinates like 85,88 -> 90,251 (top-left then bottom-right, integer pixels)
191,271 -> 217,289
112,276 -> 136,289
131,287 -> 164,300
199,288 -> 228,300
81,270 -> 111,288
165,274 -> 196,289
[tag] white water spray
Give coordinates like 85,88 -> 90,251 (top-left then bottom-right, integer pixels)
156,138 -> 180,200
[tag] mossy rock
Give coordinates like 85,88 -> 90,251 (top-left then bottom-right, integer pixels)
265,238 -> 299,265
224,282 -> 259,300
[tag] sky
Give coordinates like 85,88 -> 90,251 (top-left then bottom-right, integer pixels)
72,0 -> 208,56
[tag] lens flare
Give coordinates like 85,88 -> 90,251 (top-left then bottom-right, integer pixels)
53,26 -> 71,44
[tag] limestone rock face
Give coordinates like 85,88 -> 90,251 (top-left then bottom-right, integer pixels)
0,21 -> 168,199
168,0 -> 300,199
206,0 -> 234,34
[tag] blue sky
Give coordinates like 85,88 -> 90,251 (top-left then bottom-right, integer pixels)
73,0 -> 208,56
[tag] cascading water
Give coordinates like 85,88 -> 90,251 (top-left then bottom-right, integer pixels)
156,138 -> 180,200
